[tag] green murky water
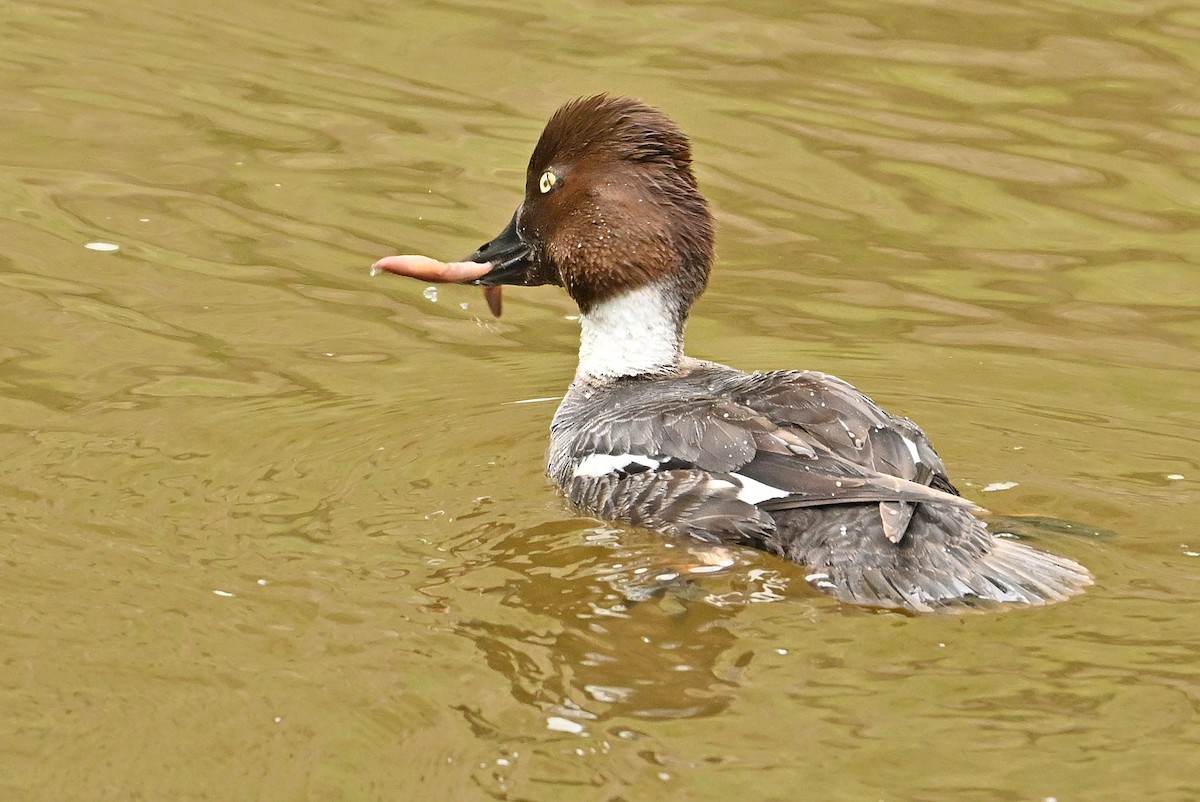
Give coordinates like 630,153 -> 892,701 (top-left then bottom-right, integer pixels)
2,1 -> 1197,799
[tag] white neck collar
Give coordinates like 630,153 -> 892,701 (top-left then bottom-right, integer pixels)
575,283 -> 684,381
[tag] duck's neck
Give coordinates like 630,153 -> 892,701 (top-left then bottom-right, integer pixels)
576,283 -> 686,381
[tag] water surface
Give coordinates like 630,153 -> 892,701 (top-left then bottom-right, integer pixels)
1,0 -> 1197,800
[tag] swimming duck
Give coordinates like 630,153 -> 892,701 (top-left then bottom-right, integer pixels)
373,94 -> 1091,612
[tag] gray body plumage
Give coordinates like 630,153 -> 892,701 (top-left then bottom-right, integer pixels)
549,358 -> 1090,612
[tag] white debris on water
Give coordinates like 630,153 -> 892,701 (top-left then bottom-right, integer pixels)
1166,474 -> 1184,481
584,684 -> 631,703
212,589 -> 235,597
502,396 -> 562,406
422,286 -> 438,302
546,716 -> 585,734
85,241 -> 120,252
982,481 -> 1019,492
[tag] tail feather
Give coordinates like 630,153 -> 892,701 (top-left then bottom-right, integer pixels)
772,502 -> 1092,613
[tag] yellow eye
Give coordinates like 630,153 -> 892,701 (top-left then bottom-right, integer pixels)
538,170 -> 557,194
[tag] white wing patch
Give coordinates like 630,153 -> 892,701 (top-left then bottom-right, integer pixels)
729,473 -> 790,504
573,453 -> 660,478
573,458 -> 790,505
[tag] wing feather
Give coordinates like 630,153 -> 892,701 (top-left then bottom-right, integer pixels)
550,365 -> 1089,611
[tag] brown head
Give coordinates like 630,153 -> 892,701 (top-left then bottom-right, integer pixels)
467,95 -> 715,318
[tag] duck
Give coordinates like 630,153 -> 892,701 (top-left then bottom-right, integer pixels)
373,94 -> 1092,612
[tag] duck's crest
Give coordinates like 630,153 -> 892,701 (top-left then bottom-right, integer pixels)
530,94 -> 695,174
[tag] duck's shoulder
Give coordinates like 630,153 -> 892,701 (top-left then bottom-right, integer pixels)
550,360 -> 953,496
548,359 -> 759,477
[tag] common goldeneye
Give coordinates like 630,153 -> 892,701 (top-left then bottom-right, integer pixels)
373,94 -> 1091,612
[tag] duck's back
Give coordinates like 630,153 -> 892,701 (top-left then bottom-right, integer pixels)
549,360 -> 1091,612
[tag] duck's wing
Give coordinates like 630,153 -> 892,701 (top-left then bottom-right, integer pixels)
556,370 -> 1089,612
728,370 -> 964,542
557,385 -> 976,549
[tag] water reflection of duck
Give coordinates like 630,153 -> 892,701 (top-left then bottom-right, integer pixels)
374,95 -> 1091,613
448,519 -> 749,724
